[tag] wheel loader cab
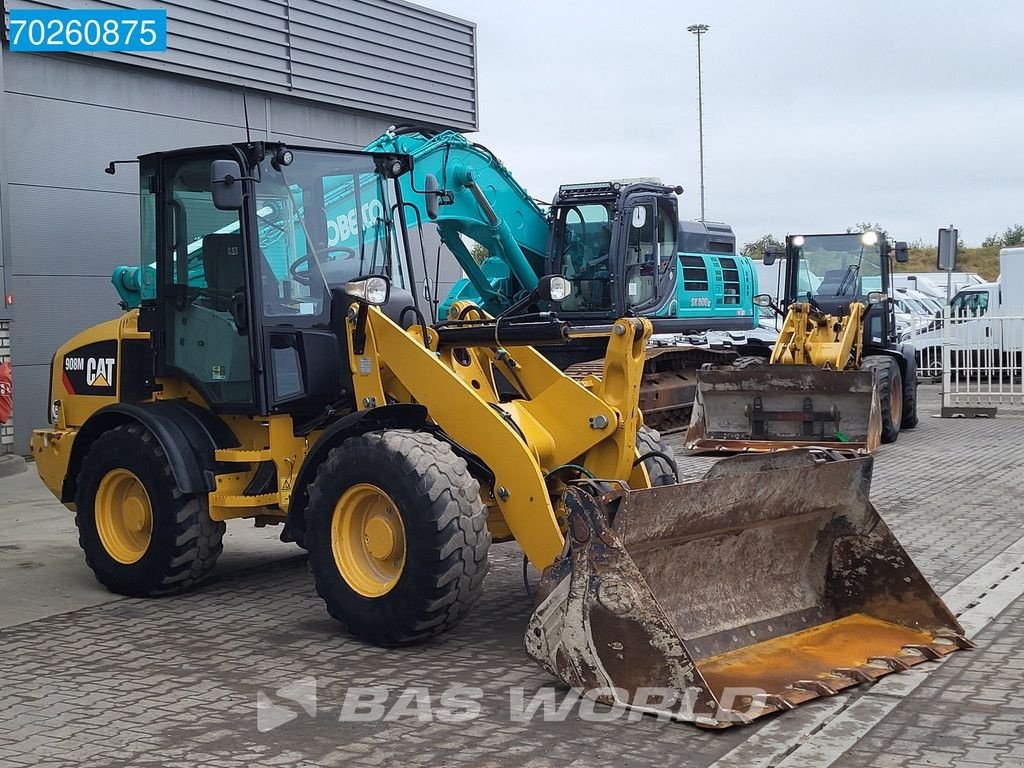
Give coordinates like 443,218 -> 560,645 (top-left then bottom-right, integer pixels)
782,231 -> 899,351
139,143 -> 415,419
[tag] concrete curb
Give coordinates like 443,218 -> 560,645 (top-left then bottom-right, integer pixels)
0,454 -> 27,478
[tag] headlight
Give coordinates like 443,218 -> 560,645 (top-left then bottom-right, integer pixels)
345,275 -> 391,306
861,231 -> 879,246
791,235 -> 805,247
273,148 -> 294,168
547,277 -> 571,302
536,274 -> 572,303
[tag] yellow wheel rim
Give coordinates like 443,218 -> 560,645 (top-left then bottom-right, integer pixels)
890,376 -> 902,425
95,468 -> 153,564
331,483 -> 406,598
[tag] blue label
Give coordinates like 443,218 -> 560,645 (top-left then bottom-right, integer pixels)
8,9 -> 167,52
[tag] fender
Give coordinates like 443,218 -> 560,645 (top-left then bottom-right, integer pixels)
61,400 -> 238,502
897,342 -> 918,383
283,403 -> 430,543
864,343 -> 917,382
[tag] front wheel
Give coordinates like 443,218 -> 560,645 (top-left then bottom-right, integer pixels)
74,423 -> 224,597
861,355 -> 903,444
304,429 -> 491,646
636,426 -> 678,486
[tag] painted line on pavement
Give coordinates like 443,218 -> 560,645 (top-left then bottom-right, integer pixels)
710,533 -> 1024,768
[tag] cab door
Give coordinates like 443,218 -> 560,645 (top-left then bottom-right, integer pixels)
155,151 -> 258,411
618,195 -> 678,316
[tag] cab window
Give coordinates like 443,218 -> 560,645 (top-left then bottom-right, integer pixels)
555,203 -> 614,312
951,291 -> 989,317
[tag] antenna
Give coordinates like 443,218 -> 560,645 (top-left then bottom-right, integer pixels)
242,86 -> 252,143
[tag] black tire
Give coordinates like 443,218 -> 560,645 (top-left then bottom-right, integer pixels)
304,429 -> 491,646
901,355 -> 919,429
860,355 -> 903,444
636,426 -> 677,486
74,423 -> 224,597
731,355 -> 768,370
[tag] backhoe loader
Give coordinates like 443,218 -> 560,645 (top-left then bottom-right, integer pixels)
32,145 -> 962,727
686,231 -> 920,453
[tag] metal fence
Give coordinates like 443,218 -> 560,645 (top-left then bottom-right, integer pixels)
902,313 -> 944,377
903,307 -> 1024,414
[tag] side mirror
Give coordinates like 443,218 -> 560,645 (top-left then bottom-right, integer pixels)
424,174 -> 440,220
210,160 -> 244,211
536,274 -> 571,303
894,241 -> 909,264
763,246 -> 779,266
345,275 -> 391,306
753,292 -> 782,316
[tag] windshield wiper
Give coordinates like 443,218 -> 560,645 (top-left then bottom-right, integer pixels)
836,263 -> 860,297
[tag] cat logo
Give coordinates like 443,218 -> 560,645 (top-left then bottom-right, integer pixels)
228,245 -> 239,256
61,341 -> 118,396
86,358 -> 116,388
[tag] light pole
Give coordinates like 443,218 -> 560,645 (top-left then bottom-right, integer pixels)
687,23 -> 709,221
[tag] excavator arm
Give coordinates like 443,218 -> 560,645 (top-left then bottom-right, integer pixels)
366,128 -> 551,316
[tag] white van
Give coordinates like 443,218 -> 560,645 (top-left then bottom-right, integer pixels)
892,272 -> 983,300
908,249 -> 1024,373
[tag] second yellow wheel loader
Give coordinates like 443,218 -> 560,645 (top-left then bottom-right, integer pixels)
32,144 -> 963,727
686,231 -> 920,453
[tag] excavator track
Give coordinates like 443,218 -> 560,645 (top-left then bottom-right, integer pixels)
565,345 -> 738,434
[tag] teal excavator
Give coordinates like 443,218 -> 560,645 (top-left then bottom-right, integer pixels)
112,126 -> 758,431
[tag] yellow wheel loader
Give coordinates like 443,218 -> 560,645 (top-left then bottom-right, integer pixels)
32,146 -> 962,726
686,231 -> 920,453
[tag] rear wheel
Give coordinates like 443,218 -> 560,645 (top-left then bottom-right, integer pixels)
75,423 -> 224,596
636,426 -> 677,486
861,355 -> 903,444
304,429 -> 491,646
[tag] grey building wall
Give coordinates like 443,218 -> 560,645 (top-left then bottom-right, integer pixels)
2,0 -> 477,130
0,0 -> 472,453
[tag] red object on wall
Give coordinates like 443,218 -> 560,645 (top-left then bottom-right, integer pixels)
0,362 -> 11,424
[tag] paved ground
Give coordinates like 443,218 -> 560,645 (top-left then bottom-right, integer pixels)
1,384 -> 1023,768
838,601 -> 1024,768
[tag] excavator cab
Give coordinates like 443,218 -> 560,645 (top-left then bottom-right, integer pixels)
546,181 -> 682,320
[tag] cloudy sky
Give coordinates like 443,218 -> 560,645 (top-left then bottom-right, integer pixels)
417,0 -> 1022,247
